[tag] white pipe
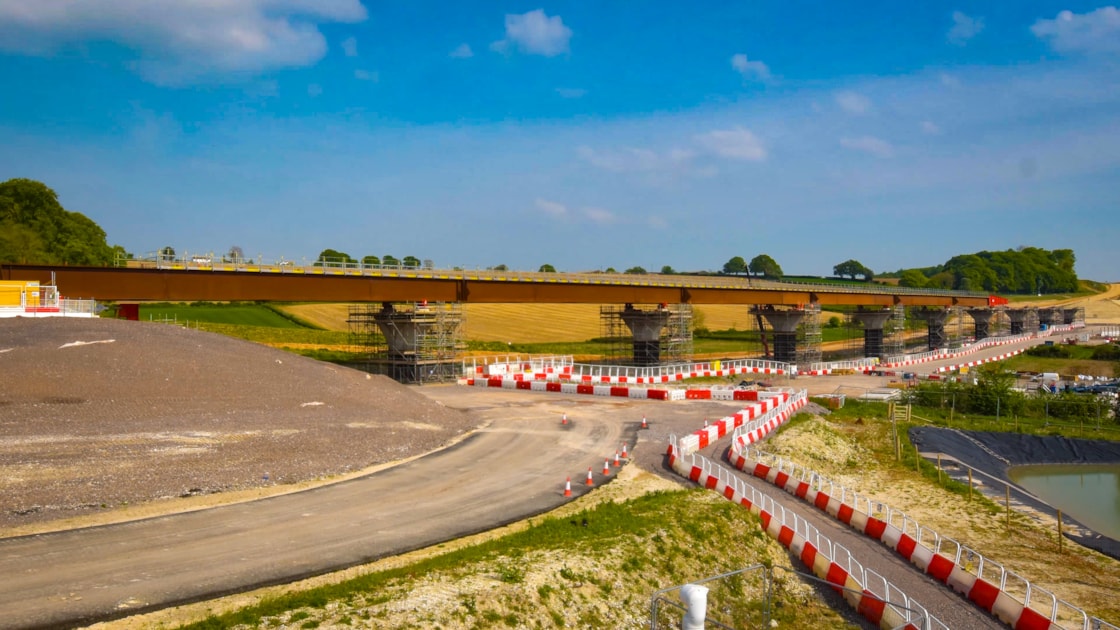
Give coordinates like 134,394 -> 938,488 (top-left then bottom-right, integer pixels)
679,583 -> 708,630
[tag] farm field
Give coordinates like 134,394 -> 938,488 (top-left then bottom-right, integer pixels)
278,302 -> 849,343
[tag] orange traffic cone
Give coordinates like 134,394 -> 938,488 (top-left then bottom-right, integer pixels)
586,467 -> 594,486
564,476 -> 572,497
603,460 -> 610,475
641,416 -> 648,429
562,413 -> 568,425
613,451 -> 620,467
621,443 -> 628,459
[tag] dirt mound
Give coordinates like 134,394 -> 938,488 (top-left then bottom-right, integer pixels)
0,318 -> 480,530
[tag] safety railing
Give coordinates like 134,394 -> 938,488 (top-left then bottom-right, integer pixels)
668,442 -> 948,630
730,443 -> 1118,630
134,251 -> 989,300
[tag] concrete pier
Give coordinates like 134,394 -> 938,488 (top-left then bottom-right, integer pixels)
620,304 -> 670,366
966,308 -> 993,341
1007,309 -> 1031,336
754,307 -> 805,364
850,308 -> 892,358
912,307 -> 950,351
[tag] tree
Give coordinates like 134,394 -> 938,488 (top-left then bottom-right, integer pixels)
625,266 -> 647,274
401,255 -> 421,268
748,254 -> 783,279
159,246 -> 176,260
834,259 -> 873,281
382,254 -> 400,266
0,178 -> 116,265
661,265 -> 676,274
898,269 -> 928,288
539,263 -> 556,272
604,267 -> 617,273
492,264 -> 508,271
362,255 -> 381,266
314,249 -> 355,266
722,256 -> 747,275
226,245 -> 244,262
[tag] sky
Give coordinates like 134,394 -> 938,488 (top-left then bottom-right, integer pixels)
0,2 -> 1117,281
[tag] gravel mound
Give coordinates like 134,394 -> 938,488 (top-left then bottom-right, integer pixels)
0,318 -> 480,529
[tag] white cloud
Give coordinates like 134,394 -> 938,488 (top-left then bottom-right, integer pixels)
835,90 -> 872,114
730,53 -> 770,80
947,10 -> 984,46
449,43 -> 474,58
840,136 -> 894,158
582,207 -> 616,224
695,127 -> 767,161
578,145 -> 696,173
1032,7 -> 1120,55
555,87 -> 587,99
921,120 -> 942,135
354,69 -> 378,82
341,36 -> 358,57
535,198 -> 568,217
0,0 -> 368,85
493,9 -> 571,56
307,83 -> 323,97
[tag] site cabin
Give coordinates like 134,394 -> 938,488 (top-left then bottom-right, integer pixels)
0,280 -> 96,318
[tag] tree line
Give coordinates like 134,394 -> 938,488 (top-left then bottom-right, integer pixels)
890,247 -> 1078,294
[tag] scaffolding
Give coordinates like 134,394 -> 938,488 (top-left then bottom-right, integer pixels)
883,304 -> 907,357
797,303 -> 822,366
599,304 -> 693,366
347,301 -> 465,384
948,305 -> 965,350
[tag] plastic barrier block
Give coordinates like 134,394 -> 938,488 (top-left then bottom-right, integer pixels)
925,553 -> 955,584
1014,607 -> 1056,630
864,517 -> 887,541
546,382 -> 562,392
487,378 -> 503,387
515,380 -> 532,390
576,384 -> 595,395
501,379 -> 518,389
967,578 -> 1001,612
593,386 -> 612,396
733,390 -> 755,401
530,381 -> 548,392
560,383 -> 579,394
825,563 -> 848,594
628,388 -> 648,399
857,591 -> 887,625
685,389 -> 712,400
647,389 -> 668,400
610,386 -> 629,397
668,390 -> 687,401
837,504 -> 854,525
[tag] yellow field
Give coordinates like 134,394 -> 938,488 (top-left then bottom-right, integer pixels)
278,303 -> 848,343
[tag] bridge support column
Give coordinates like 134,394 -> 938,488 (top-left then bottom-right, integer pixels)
966,308 -> 993,341
620,304 -> 671,366
753,307 -> 805,365
912,307 -> 950,351
1062,308 -> 1079,326
1038,308 -> 1057,330
849,308 -> 892,359
373,302 -> 428,360
1007,309 -> 1030,335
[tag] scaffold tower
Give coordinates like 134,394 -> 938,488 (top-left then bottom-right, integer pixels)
797,303 -> 822,366
347,301 -> 465,384
883,304 -> 907,358
600,303 -> 693,366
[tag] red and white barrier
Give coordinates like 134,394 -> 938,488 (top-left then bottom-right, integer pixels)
727,444 -> 1108,630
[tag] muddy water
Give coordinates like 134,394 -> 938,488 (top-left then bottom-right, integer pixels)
1009,463 -> 1120,540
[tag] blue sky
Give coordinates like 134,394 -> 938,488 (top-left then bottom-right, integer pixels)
1,2 -> 1117,280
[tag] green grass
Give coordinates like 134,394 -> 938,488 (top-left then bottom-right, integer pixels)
176,489 -> 855,629
135,302 -> 310,328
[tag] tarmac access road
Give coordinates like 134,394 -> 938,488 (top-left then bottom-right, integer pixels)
0,391 -> 635,630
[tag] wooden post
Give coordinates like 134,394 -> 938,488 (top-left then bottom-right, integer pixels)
968,468 -> 973,502
937,454 -> 942,485
1058,510 -> 1064,554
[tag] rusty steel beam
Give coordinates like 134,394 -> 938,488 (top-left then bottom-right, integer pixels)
1,264 -> 992,307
